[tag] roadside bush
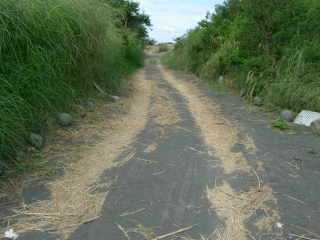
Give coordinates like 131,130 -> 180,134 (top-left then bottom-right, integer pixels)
0,0 -> 147,169
200,40 -> 240,80
166,0 -> 320,112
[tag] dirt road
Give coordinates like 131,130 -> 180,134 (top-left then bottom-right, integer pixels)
2,55 -> 320,240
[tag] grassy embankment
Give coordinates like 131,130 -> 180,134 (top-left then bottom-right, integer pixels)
0,0 -> 146,174
165,0 -> 320,112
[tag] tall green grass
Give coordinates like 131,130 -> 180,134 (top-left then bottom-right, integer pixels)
166,0 -> 320,113
0,0 -> 144,169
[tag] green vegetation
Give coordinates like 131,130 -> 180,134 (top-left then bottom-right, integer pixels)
165,0 -> 320,112
0,0 -> 150,172
272,118 -> 290,131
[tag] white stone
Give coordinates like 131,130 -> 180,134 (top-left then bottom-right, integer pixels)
111,95 -> 120,101
5,229 -> 19,240
294,110 -> 320,127
218,75 -> 224,84
276,222 -> 284,229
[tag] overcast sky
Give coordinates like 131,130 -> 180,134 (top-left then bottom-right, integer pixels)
135,0 -> 224,43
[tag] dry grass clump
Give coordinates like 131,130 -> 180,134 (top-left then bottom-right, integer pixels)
207,182 -> 280,240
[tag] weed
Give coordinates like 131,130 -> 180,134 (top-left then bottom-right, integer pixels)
0,0 -> 147,172
272,118 -> 290,131
165,0 -> 320,113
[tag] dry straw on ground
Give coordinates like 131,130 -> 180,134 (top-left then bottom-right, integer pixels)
161,66 -> 280,240
161,65 -> 255,175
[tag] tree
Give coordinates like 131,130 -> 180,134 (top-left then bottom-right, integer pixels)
106,0 -> 151,41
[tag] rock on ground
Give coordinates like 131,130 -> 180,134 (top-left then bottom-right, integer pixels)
83,100 -> 96,112
80,112 -> 87,118
218,75 -> 224,84
253,96 -> 263,106
280,110 -> 295,122
311,119 -> 320,135
57,113 -> 73,127
30,133 -> 44,149
240,89 -> 246,97
111,95 -> 120,101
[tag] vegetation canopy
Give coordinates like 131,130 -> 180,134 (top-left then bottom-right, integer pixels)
165,0 -> 320,112
0,0 -> 150,172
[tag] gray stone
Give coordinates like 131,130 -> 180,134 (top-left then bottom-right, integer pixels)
240,88 -> 246,97
111,95 -> 120,101
280,110 -> 295,122
30,133 -> 44,149
311,119 -> 320,135
218,75 -> 224,84
57,113 -> 73,127
253,96 -> 263,106
80,112 -> 87,118
85,100 -> 96,112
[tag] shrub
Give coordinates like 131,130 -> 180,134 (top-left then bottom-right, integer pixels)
0,0 -> 146,169
166,0 -> 320,112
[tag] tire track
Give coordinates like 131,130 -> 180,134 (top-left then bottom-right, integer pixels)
70,59 -> 218,240
160,64 -> 282,240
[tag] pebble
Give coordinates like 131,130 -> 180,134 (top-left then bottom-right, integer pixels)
57,113 -> 73,127
29,133 -> 44,149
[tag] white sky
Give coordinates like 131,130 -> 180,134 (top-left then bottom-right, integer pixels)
135,0 -> 224,42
